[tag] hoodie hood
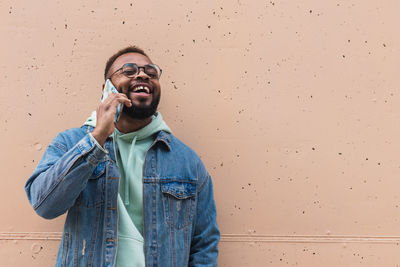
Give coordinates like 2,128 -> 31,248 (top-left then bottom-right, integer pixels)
83,110 -> 99,128
113,112 -> 171,141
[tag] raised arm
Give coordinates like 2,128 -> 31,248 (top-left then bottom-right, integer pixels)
25,92 -> 131,219
24,132 -> 107,219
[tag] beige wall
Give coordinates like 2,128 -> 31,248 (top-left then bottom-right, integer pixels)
1,0 -> 400,266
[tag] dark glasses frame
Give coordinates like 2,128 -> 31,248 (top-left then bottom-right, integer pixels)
109,63 -> 162,79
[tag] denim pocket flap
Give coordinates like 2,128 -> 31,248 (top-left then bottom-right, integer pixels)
161,181 -> 196,199
91,160 -> 105,179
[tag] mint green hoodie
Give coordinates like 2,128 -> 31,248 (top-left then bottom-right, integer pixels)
84,112 -> 171,267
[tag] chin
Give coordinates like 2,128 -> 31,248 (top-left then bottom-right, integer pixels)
123,104 -> 158,119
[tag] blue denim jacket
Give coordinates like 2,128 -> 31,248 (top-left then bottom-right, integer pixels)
25,125 -> 220,267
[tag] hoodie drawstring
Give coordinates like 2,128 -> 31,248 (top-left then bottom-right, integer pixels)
124,135 -> 137,205
113,132 -> 138,206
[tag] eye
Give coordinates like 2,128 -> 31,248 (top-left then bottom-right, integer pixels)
122,68 -> 137,77
147,73 -> 158,78
145,66 -> 159,78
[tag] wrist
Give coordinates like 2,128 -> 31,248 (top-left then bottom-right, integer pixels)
91,128 -> 109,146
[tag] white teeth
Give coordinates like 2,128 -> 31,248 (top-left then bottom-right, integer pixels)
133,86 -> 150,93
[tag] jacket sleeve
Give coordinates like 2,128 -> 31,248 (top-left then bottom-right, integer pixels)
189,172 -> 220,267
24,131 -> 107,219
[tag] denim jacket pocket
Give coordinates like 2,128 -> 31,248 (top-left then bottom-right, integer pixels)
161,181 -> 196,229
78,160 -> 106,208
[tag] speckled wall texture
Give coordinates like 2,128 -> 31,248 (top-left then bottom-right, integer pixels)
1,0 -> 400,266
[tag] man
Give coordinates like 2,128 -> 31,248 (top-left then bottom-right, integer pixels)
25,46 -> 220,267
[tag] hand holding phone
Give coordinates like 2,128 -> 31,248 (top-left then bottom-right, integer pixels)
92,79 -> 131,146
101,79 -> 124,123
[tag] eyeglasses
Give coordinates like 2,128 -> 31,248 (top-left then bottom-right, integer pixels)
109,63 -> 162,79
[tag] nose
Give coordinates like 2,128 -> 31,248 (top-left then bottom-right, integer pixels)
134,67 -> 150,80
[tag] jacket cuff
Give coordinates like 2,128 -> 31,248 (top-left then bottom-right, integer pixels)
77,134 -> 108,165
88,133 -> 109,154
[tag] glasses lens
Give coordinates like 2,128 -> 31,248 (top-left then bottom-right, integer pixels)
144,65 -> 160,79
122,64 -> 139,77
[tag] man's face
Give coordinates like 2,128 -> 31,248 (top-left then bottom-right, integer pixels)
107,52 -> 161,119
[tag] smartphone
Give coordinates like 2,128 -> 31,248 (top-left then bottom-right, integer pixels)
101,79 -> 123,122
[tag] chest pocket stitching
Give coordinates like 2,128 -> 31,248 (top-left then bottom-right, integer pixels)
161,181 -> 196,229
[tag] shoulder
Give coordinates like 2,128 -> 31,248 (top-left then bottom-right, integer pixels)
159,132 -> 209,184
170,135 -> 199,156
161,132 -> 202,162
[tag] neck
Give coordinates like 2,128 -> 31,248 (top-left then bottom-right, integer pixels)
115,113 -> 152,133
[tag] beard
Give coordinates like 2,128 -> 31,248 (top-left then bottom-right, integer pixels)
122,93 -> 160,119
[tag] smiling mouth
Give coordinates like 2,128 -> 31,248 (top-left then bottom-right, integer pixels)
131,85 -> 151,94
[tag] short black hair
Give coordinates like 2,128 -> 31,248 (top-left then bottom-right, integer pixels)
104,45 -> 149,80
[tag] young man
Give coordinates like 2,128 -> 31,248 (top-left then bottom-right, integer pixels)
25,46 -> 220,267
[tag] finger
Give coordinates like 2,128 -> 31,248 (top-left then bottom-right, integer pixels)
111,94 -> 132,107
103,93 -> 131,107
